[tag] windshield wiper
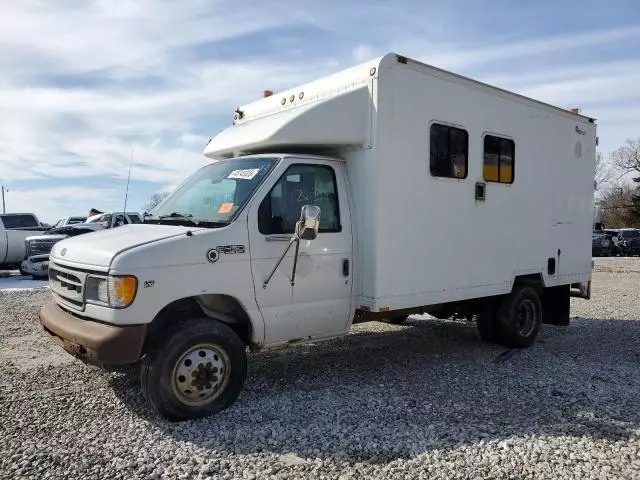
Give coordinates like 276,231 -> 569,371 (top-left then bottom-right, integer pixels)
159,212 -> 194,219
146,212 -> 228,229
156,212 -> 199,226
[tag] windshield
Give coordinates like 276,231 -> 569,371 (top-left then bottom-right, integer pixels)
148,157 -> 278,226
621,230 -> 640,238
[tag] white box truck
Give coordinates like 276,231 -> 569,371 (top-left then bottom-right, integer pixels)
39,53 -> 597,421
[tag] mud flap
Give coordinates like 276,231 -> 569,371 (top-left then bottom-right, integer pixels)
570,280 -> 591,300
542,284 -> 571,326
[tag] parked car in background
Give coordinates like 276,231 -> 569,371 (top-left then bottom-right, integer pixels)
592,231 -> 612,257
0,213 -> 47,272
603,229 -> 620,255
53,216 -> 87,228
616,228 -> 640,256
22,224 -> 102,278
86,211 -> 142,229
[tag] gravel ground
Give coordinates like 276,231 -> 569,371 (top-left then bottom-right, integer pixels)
1,259 -> 640,479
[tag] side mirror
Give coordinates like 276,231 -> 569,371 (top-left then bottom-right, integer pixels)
295,205 -> 321,241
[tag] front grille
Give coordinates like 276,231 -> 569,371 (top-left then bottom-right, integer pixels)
48,262 -> 88,312
27,239 -> 59,257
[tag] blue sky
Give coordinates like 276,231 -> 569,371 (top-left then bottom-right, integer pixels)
1,0 -> 639,223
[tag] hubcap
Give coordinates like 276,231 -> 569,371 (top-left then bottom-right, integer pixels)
516,299 -> 536,337
171,343 -> 230,406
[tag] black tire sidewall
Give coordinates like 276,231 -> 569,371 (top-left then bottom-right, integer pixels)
142,319 -> 247,421
496,286 -> 542,348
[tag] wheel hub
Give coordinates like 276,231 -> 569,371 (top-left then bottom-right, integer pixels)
516,299 -> 536,337
172,344 -> 230,406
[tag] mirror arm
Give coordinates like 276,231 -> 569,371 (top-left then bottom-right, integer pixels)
263,236 -> 296,289
290,237 -> 301,286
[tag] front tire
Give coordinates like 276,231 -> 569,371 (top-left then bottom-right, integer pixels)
493,285 -> 543,348
140,318 -> 247,421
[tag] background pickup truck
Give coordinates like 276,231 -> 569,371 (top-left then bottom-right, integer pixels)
0,213 -> 47,272
21,223 -> 103,278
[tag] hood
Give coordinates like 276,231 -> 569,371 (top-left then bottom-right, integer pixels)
50,224 -> 201,268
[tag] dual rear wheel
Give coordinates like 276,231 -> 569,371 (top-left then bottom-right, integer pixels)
476,285 -> 542,348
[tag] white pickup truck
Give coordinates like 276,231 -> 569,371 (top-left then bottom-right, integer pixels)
39,53 -> 596,421
21,212 -> 140,279
0,213 -> 47,272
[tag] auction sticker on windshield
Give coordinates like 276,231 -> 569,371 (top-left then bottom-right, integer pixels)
218,203 -> 234,214
228,168 -> 260,180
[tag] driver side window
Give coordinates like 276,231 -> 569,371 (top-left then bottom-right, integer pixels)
258,164 -> 341,235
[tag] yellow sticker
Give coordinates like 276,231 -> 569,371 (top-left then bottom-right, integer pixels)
218,202 -> 234,214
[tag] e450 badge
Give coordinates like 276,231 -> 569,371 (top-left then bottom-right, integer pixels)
207,245 -> 246,262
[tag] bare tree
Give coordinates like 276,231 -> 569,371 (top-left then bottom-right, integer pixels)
594,151 -> 613,196
610,137 -> 640,182
597,183 -> 636,228
144,192 -> 170,212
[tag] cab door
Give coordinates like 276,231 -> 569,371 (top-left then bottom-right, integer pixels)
248,159 -> 353,346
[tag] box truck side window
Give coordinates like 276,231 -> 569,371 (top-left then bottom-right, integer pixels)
483,135 -> 515,184
258,165 -> 341,235
429,123 -> 468,179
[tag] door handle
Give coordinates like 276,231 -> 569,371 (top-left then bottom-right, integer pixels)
342,259 -> 349,276
265,235 -> 293,242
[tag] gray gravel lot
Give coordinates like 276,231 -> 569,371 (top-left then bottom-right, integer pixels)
1,259 -> 640,479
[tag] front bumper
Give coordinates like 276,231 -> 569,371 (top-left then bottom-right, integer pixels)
39,300 -> 147,365
21,256 -> 50,276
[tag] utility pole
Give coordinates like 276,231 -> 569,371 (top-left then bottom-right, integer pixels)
1,185 -> 6,214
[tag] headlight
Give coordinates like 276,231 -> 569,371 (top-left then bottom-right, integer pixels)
85,275 -> 137,308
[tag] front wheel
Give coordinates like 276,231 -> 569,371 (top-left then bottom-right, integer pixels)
140,318 -> 247,421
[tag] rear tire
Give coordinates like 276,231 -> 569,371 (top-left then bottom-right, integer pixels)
493,285 -> 542,348
140,318 -> 247,421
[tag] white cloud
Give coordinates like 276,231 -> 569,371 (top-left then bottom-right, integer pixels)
352,45 -> 376,63
406,25 -> 640,70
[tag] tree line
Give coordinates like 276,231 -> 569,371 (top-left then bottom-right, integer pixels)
596,137 -> 640,228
